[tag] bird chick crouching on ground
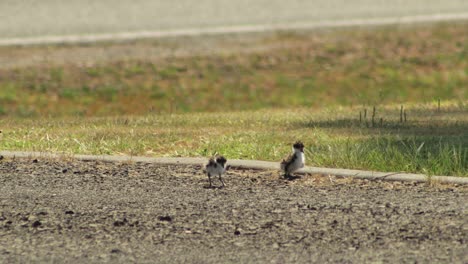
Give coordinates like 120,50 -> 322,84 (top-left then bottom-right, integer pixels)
205,155 -> 229,188
280,141 -> 305,178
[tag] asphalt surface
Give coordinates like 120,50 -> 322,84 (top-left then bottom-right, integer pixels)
1,0 -> 468,41
0,158 -> 467,263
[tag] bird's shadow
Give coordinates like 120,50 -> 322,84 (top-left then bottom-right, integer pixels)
284,175 -> 302,181
203,185 -> 225,189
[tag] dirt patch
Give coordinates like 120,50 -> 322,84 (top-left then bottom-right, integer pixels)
0,158 -> 466,263
0,32 -> 290,70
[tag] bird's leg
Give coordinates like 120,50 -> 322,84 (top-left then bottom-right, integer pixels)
219,173 -> 225,187
208,173 -> 212,187
284,172 -> 294,180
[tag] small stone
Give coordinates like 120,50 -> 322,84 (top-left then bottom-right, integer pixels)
32,220 -> 42,228
113,220 -> 125,227
234,230 -> 241,235
32,159 -> 38,163
158,216 -> 172,222
110,249 -> 121,254
65,210 -> 74,215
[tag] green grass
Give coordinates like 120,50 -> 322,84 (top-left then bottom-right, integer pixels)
0,23 -> 467,117
0,23 -> 466,176
0,101 -> 466,176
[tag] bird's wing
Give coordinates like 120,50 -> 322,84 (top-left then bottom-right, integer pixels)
282,153 -> 297,171
206,158 -> 216,168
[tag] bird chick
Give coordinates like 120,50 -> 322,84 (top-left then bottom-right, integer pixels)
280,141 -> 305,178
205,155 -> 228,188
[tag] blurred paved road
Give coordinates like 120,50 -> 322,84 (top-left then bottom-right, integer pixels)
1,0 -> 468,45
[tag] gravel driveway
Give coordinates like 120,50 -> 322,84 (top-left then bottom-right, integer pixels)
0,158 -> 466,263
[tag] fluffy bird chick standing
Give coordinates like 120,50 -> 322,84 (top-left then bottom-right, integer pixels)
281,141 -> 305,178
205,155 -> 229,188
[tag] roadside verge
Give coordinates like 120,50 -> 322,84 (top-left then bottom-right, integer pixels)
1,150 -> 466,185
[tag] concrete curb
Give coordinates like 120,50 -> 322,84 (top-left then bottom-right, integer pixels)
1,150 -> 467,185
